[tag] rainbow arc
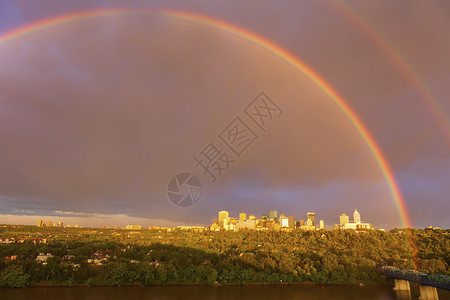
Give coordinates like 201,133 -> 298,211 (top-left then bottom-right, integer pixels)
0,8 -> 411,228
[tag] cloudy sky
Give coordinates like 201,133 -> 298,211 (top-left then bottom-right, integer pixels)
0,1 -> 449,229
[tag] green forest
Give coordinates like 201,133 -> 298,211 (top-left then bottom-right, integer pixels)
0,226 -> 448,287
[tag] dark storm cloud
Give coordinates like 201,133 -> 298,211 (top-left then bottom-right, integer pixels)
0,1 -> 449,228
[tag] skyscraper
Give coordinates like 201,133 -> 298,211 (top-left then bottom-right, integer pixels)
268,210 -> 278,222
218,211 -> 229,226
319,220 -> 324,229
307,212 -> 316,227
288,216 -> 295,228
340,214 -> 349,226
353,209 -> 361,223
239,212 -> 247,221
37,220 -> 44,227
47,220 -> 52,228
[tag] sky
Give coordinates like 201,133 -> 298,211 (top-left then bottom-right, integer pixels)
0,1 -> 449,229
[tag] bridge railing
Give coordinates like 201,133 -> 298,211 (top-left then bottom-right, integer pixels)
379,266 -> 450,291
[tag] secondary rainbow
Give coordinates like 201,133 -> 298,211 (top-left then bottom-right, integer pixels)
331,0 -> 450,146
0,8 -> 411,228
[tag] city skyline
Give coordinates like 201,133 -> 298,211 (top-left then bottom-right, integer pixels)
7,207 -> 381,231
211,208 -> 374,231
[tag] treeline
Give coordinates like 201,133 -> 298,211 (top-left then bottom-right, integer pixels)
0,228 -> 448,287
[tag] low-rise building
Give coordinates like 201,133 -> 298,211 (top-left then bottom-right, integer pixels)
36,253 -> 53,262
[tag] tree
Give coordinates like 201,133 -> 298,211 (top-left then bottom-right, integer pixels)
0,265 -> 30,287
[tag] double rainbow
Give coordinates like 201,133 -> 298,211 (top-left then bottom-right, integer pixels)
0,8 -> 411,228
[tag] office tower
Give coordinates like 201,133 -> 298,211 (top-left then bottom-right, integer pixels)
319,220 -> 324,229
299,220 -> 305,226
47,220 -> 52,228
218,211 -> 229,226
58,221 -> 63,228
340,214 -> 349,226
239,212 -> 247,221
306,218 -> 313,226
38,220 -> 44,227
307,212 -> 316,227
268,210 -> 278,222
353,209 -> 361,223
288,216 -> 295,228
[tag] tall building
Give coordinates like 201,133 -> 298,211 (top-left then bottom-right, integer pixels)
340,214 -> 349,226
353,209 -> 361,223
58,221 -> 64,228
218,211 -> 229,226
47,220 -> 52,228
319,220 -> 324,229
340,209 -> 373,230
37,220 -> 44,227
239,212 -> 247,221
268,210 -> 278,222
288,216 -> 295,228
307,212 -> 316,227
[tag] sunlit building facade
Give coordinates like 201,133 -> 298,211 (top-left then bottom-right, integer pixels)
307,212 -> 316,227
218,211 -> 229,226
340,214 -> 349,226
353,209 -> 361,223
339,209 -> 373,230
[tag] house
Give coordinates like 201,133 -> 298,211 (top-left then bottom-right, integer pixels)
36,253 -> 54,262
4,255 -> 17,262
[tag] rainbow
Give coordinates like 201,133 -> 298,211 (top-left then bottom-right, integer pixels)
331,0 -> 450,146
0,8 -> 411,228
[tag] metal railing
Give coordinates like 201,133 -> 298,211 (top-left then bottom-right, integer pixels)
379,266 -> 450,290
